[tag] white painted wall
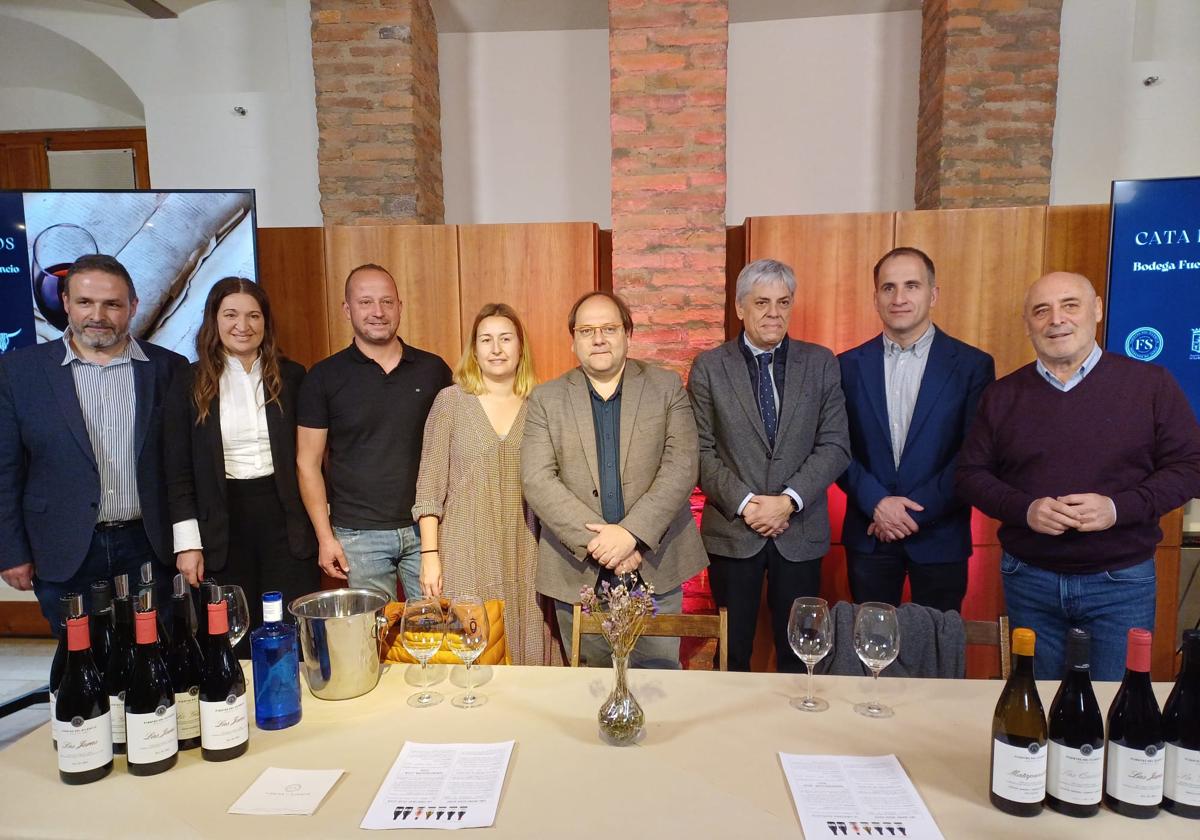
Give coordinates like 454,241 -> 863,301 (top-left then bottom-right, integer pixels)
439,29 -> 613,227
1052,0 -> 1200,205
0,0 -> 322,228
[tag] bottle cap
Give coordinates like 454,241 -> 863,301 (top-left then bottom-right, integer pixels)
134,609 -> 158,645
113,574 -> 130,600
137,588 -> 155,613
139,562 -> 154,587
1012,627 -> 1036,657
173,574 -> 188,598
1064,627 -> 1090,671
262,591 -> 283,624
66,615 -> 91,652
89,580 -> 112,613
207,599 -> 230,636
59,593 -> 83,625
1125,627 -> 1152,673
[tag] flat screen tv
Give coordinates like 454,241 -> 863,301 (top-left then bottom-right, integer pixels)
0,189 -> 258,362
1106,176 -> 1200,421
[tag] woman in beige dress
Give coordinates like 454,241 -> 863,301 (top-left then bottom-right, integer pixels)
413,303 -> 549,665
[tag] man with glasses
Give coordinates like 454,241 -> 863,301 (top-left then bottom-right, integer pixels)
689,259 -> 850,672
521,291 -> 707,668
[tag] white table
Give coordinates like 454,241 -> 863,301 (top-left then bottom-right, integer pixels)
0,665 -> 1193,838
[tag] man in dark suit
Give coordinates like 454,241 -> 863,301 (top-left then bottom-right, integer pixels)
0,254 -> 187,630
689,259 -> 850,672
838,247 -> 994,612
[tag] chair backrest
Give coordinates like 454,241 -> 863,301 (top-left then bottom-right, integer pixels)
570,605 -> 729,671
964,615 -> 1011,680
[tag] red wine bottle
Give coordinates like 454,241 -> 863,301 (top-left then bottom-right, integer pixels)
1046,628 -> 1104,817
199,599 -> 249,761
88,580 -> 115,680
167,587 -> 205,751
49,594 -> 77,751
102,575 -> 135,755
989,627 -> 1047,816
1162,628 -> 1200,819
54,612 -> 113,785
1104,628 -> 1164,818
124,608 -> 178,776
138,561 -> 170,647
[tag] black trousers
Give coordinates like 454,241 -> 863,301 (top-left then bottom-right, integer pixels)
846,547 -> 968,614
216,476 -> 319,658
707,541 -> 822,673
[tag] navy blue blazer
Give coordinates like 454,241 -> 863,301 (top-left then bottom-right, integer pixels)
837,329 -> 994,565
0,338 -> 187,582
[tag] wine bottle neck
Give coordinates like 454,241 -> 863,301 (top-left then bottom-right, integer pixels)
1013,652 -> 1036,678
1121,668 -> 1152,690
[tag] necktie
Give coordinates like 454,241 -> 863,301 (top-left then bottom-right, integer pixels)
756,352 -> 777,448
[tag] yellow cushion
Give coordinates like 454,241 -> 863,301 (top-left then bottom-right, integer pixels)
382,599 -> 510,666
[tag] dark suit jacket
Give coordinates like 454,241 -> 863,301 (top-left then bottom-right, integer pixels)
689,336 -> 851,563
837,328 -> 994,565
163,358 -> 316,571
0,338 -> 187,582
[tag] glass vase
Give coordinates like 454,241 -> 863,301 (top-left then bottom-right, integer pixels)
598,652 -> 644,745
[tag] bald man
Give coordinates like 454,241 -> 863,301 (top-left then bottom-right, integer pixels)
957,272 -> 1200,680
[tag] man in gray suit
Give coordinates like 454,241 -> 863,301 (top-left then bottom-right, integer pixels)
689,259 -> 850,672
522,291 -> 707,668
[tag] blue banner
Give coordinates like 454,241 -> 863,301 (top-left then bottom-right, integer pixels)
1106,177 -> 1200,419
0,192 -> 34,356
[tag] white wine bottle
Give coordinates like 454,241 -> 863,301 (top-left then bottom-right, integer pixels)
989,627 -> 1047,817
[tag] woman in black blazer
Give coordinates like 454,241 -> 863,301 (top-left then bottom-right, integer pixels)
165,277 -> 318,654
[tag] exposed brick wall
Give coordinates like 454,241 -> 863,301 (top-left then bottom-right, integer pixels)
609,0 -> 729,377
311,0 -> 443,224
915,0 -> 1063,209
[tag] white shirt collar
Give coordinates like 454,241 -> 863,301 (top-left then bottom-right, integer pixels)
882,324 -> 936,358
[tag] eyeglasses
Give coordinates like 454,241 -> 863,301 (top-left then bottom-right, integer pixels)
573,324 -> 623,340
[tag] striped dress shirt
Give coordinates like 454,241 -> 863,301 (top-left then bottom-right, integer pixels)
61,333 -> 145,523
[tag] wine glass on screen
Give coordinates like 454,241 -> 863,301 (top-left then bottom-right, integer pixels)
217,585 -> 250,649
853,602 -> 899,718
401,596 -> 445,708
31,223 -> 98,331
787,596 -> 832,712
445,596 -> 489,709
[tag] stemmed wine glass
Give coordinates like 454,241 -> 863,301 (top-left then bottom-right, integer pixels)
401,596 -> 446,708
444,596 -> 490,709
219,585 -> 250,649
853,602 -> 900,718
787,597 -> 833,712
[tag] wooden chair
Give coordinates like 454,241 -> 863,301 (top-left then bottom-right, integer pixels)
570,605 -> 729,671
965,615 -> 1011,680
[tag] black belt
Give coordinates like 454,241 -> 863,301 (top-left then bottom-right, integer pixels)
95,519 -> 141,532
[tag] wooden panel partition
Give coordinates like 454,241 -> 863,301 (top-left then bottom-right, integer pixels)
257,227 -> 330,369
322,225 -> 463,366
456,223 -> 599,382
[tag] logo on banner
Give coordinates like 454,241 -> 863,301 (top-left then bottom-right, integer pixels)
1190,328 -> 1200,359
0,329 -> 20,354
1125,327 -> 1164,361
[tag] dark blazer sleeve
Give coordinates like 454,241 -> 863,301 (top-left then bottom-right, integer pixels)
836,349 -> 892,518
906,348 -> 995,525
163,364 -> 200,527
0,359 -> 32,571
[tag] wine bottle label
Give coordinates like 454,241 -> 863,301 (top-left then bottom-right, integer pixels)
200,692 -> 248,750
54,711 -> 113,773
991,738 -> 1047,803
1164,743 -> 1200,807
1046,740 -> 1103,804
175,688 -> 200,739
1105,741 -> 1165,806
108,692 -> 126,744
126,704 -> 178,764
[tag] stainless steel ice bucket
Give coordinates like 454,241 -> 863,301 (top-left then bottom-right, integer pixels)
289,589 -> 389,701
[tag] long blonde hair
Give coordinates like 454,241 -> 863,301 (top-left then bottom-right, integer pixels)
454,303 -> 537,397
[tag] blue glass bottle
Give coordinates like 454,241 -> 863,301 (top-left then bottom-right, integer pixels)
250,592 -> 302,730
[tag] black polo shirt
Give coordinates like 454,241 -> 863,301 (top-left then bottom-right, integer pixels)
297,339 -> 452,530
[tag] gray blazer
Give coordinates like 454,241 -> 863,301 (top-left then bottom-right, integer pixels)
521,359 -> 708,604
688,336 -> 850,562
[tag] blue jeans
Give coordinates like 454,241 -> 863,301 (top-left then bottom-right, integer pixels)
33,523 -> 170,637
334,525 -> 422,603
1000,553 -> 1156,682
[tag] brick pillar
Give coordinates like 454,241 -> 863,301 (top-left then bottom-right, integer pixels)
915,0 -> 1063,209
609,0 -> 728,376
311,0 -> 443,224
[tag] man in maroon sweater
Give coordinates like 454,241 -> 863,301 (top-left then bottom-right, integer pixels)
957,271 -> 1200,680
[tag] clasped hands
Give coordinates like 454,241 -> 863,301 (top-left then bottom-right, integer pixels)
743,494 -> 794,539
868,496 -> 925,543
1026,493 -> 1116,535
584,523 -> 642,576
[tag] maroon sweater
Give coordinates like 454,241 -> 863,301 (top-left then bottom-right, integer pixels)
956,352 -> 1200,573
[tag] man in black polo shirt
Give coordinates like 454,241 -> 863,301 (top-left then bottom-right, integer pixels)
297,264 -> 451,602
